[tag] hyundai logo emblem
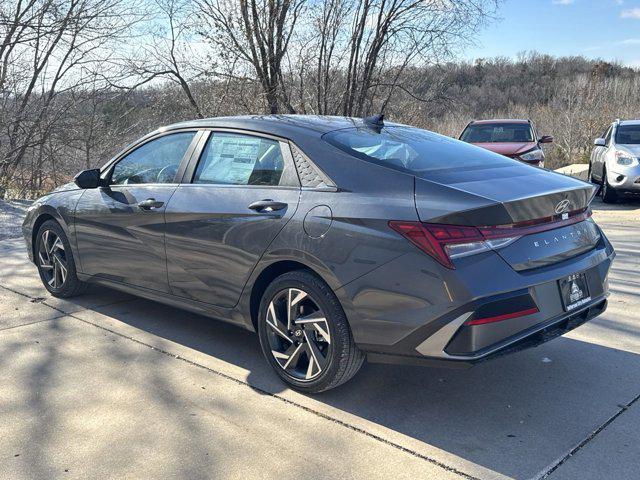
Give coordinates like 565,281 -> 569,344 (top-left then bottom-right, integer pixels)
555,199 -> 571,214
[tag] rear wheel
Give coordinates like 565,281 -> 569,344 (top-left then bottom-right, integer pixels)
35,220 -> 87,297
601,168 -> 618,204
257,270 -> 364,393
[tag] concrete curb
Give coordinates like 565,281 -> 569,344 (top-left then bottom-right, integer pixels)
554,164 -> 589,181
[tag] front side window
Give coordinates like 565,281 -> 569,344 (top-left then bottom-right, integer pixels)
615,124 -> 640,145
460,123 -> 534,143
111,132 -> 196,185
324,126 -> 516,175
604,126 -> 613,144
193,133 -> 284,186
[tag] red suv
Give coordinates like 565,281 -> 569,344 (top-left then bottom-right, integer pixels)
459,119 -> 553,167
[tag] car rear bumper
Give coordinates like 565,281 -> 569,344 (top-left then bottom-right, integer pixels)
339,226 -> 615,367
366,298 -> 607,367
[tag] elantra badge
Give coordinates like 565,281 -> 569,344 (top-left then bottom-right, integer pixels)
532,223 -> 594,248
555,199 -> 571,214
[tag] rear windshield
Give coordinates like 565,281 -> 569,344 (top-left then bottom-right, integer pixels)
615,124 -> 640,145
323,126 -> 518,174
460,123 -> 534,143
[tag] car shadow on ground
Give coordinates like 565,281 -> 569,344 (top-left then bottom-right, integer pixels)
590,195 -> 640,211
71,283 -> 640,480
2,221 -> 639,479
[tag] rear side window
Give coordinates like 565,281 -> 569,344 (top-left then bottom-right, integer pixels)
460,123 -> 534,143
193,133 -> 285,186
323,126 -> 516,174
111,132 -> 196,185
615,124 -> 640,145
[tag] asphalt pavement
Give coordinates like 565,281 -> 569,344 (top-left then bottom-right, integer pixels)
0,196 -> 638,480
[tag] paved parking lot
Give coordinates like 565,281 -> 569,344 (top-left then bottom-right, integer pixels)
1,197 -> 639,480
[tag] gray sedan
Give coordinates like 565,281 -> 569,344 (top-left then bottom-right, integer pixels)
23,115 -> 614,392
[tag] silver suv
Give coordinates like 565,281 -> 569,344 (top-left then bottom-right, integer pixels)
589,119 -> 640,203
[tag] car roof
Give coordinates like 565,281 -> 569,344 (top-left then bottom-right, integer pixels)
617,119 -> 640,126
470,119 -> 530,125
160,115 -> 404,141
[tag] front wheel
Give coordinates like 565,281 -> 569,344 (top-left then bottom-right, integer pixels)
601,168 -> 618,204
257,270 -> 364,393
35,220 -> 88,297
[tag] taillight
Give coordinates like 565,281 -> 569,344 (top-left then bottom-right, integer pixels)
389,222 -> 517,269
389,222 -> 477,268
389,208 -> 591,269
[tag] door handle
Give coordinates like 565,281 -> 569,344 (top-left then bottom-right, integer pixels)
138,198 -> 164,210
248,199 -> 288,212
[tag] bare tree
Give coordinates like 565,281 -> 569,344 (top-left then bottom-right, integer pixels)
3,0 -> 639,199
310,0 -> 352,114
196,0 -> 306,113
113,0 -> 207,118
319,0 -> 499,116
0,0 -> 141,194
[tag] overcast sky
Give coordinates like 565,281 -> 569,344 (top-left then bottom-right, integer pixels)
464,0 -> 640,67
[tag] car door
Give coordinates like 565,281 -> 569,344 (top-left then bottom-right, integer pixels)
164,130 -> 301,307
74,130 -> 200,293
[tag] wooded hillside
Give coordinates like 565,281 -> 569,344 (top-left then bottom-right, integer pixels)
1,0 -> 638,198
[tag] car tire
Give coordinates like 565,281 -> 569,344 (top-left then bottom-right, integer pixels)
257,270 -> 365,393
588,163 -> 597,184
35,220 -> 88,298
601,168 -> 618,204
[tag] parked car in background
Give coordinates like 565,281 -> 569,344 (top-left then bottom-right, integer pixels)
589,119 -> 640,203
459,119 -> 553,167
23,115 -> 613,392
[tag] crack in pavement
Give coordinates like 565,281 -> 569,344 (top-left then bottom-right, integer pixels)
0,282 -> 137,319
0,282 -> 481,480
0,317 -> 67,332
535,392 -> 640,480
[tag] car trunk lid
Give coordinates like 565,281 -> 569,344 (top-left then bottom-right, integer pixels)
414,164 -> 599,270
489,219 -> 601,271
415,164 -> 596,225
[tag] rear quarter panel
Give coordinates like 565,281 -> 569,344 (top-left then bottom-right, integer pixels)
237,156 -> 421,329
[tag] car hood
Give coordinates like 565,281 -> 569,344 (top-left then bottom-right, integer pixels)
469,142 -> 537,156
414,163 -> 597,226
617,144 -> 640,156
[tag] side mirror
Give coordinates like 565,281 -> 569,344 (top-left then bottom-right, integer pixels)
74,169 -> 101,189
594,138 -> 607,147
539,135 -> 554,144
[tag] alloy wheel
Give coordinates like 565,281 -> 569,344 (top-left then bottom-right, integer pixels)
38,230 -> 68,289
265,288 -> 331,381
